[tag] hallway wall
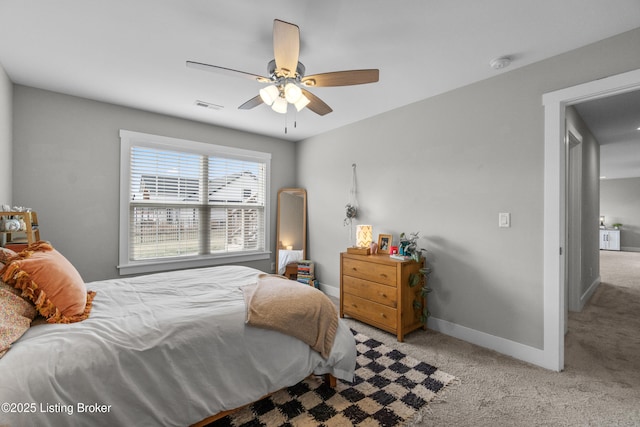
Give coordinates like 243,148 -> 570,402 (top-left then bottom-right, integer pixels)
601,177 -> 640,251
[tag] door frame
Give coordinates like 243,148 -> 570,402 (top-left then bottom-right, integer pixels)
567,129 -> 582,317
542,68 -> 640,371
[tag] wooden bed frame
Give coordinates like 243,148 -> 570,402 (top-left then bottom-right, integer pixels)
191,374 -> 337,427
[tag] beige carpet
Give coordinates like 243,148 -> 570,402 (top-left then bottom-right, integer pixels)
340,250 -> 640,426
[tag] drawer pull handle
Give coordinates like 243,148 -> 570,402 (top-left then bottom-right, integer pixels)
380,313 -> 386,318
380,293 -> 387,298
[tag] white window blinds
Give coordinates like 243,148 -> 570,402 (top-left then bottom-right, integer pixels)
119,130 -> 270,274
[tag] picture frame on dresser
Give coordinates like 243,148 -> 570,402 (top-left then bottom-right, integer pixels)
377,234 -> 392,253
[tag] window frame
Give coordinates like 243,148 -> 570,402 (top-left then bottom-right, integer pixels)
118,130 -> 271,275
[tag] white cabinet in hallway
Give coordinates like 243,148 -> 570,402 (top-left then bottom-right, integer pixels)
600,229 -> 620,251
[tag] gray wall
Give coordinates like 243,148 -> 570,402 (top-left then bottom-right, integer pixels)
566,106 -> 601,299
12,85 -> 295,282
601,177 -> 640,251
0,63 -> 11,203
297,27 -> 640,350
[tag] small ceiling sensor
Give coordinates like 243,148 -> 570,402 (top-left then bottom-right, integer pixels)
490,56 -> 512,70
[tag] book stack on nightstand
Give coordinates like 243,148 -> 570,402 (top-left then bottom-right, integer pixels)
297,260 -> 317,288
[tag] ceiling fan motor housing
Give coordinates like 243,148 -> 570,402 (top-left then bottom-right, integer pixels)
267,59 -> 305,80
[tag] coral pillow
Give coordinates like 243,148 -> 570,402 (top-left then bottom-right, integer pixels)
0,242 -> 95,324
0,288 -> 37,358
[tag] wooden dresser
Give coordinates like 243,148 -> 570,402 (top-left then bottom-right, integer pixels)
340,252 -> 425,342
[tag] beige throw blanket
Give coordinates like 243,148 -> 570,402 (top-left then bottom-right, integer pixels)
242,274 -> 338,359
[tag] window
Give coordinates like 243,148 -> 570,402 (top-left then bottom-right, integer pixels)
119,130 -> 270,275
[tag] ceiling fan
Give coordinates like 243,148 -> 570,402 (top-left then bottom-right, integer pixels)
187,19 -> 379,116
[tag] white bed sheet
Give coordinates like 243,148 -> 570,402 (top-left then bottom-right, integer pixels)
278,249 -> 304,274
0,265 -> 356,427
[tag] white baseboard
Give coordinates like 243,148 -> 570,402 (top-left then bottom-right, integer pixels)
325,282 -> 550,369
426,317 -> 546,368
320,283 -> 339,298
621,246 -> 640,252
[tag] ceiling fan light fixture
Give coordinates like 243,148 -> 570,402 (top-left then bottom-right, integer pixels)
284,82 -> 302,103
259,85 -> 279,105
271,96 -> 288,114
294,94 -> 310,112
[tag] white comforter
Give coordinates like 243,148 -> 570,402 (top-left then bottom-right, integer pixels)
0,265 -> 356,427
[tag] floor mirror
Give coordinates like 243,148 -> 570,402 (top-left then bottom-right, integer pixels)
275,188 -> 307,276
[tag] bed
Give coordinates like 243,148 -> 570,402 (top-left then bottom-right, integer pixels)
277,248 -> 304,275
0,263 -> 356,427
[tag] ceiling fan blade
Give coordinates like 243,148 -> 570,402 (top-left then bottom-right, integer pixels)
301,69 -> 379,87
273,19 -> 300,78
186,61 -> 270,83
301,89 -> 332,116
238,95 -> 264,110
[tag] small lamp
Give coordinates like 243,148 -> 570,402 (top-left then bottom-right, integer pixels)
600,215 -> 605,228
356,225 -> 373,248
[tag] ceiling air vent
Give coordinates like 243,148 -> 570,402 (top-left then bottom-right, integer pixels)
195,100 -> 224,110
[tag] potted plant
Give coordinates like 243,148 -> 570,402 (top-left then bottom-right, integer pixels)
409,265 -> 432,324
399,231 -> 422,262
401,231 -> 433,325
612,223 -> 622,229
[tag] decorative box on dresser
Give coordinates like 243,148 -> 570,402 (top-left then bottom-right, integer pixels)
340,252 -> 425,342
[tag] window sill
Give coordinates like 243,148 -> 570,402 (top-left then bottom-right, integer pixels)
117,251 -> 270,276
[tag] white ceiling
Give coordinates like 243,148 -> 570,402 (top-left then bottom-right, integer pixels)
1,1 -> 639,145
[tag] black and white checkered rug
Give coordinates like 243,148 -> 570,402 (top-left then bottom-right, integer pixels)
208,329 -> 455,426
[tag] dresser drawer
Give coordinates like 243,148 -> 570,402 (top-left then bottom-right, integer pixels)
342,275 -> 397,308
342,293 -> 397,330
342,257 -> 396,287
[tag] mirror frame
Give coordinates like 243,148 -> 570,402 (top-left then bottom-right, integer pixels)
275,188 -> 307,275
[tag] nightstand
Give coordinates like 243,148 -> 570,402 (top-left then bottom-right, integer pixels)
284,262 -> 298,280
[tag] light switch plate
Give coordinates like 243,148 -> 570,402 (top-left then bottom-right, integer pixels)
499,212 -> 511,228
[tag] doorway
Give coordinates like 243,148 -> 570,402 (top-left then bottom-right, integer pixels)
543,68 -> 640,372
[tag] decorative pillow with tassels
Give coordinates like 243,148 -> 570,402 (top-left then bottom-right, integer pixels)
0,241 -> 95,324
